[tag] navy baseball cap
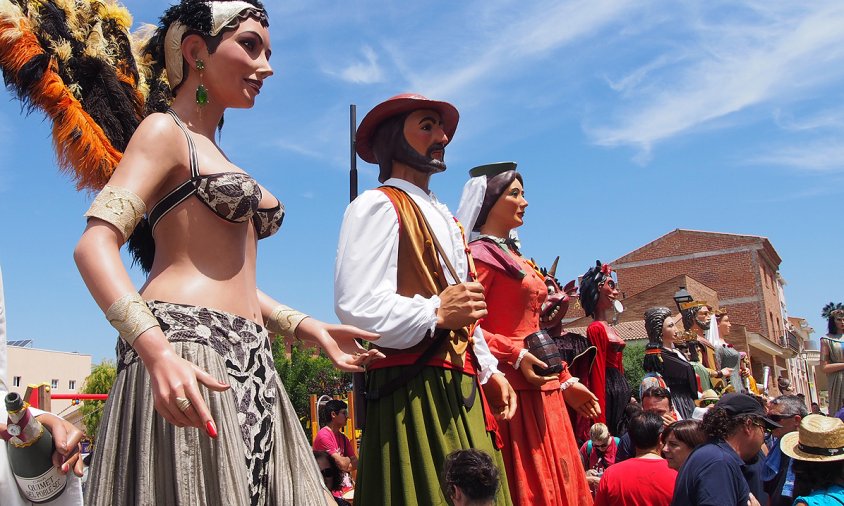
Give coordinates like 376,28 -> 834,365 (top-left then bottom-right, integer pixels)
716,393 -> 781,429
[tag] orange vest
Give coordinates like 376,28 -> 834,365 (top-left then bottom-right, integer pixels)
367,186 -> 474,374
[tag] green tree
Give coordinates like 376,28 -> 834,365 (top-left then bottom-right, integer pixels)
622,341 -> 646,401
80,360 -> 117,439
272,340 -> 352,436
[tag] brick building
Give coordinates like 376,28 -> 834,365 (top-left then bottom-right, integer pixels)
566,274 -> 719,327
564,229 -> 808,396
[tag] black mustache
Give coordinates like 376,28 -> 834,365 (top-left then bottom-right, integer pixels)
426,143 -> 446,157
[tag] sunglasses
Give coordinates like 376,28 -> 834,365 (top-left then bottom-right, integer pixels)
750,419 -> 771,435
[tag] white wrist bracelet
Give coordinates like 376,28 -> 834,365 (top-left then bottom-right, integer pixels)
513,348 -> 529,369
560,377 -> 579,391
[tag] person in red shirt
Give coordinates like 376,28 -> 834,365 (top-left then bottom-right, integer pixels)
312,400 -> 357,496
595,411 -> 678,506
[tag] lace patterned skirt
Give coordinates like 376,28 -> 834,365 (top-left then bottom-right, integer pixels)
84,301 -> 327,506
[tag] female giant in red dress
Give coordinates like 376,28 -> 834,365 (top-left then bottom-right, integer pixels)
457,163 -> 599,506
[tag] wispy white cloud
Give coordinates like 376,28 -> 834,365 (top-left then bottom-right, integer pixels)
413,0 -> 639,101
773,107 -> 844,132
328,45 -> 384,85
604,53 -> 685,94
586,3 -> 844,159
746,137 -> 844,172
272,138 -> 329,160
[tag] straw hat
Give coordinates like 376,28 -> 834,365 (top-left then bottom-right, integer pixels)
780,414 -> 844,462
696,389 -> 719,407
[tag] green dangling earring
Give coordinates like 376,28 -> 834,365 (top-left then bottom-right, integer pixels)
195,59 -> 208,106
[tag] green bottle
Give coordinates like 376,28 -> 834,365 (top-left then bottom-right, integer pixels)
2,392 -> 67,502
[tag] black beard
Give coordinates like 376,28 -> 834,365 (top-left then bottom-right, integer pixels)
394,135 -> 447,175
696,318 -> 711,331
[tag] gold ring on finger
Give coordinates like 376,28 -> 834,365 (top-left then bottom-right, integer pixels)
175,396 -> 192,412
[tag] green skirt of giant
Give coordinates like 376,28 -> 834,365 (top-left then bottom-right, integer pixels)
356,365 -> 513,506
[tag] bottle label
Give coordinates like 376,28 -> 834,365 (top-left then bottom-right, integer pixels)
14,465 -> 67,503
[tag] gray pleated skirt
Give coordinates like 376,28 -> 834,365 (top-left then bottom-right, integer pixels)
84,301 -> 327,506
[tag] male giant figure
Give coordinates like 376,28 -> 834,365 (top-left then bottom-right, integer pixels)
335,94 -> 515,505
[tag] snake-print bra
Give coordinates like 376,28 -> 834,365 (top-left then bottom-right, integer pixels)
147,110 -> 284,239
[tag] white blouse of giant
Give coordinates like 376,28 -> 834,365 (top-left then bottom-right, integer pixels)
334,178 -> 500,384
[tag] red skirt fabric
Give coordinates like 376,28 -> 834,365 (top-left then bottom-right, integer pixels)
497,388 -> 593,506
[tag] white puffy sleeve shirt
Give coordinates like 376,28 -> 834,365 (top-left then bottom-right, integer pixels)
334,178 -> 499,384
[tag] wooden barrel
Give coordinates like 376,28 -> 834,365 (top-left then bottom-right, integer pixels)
524,330 -> 563,376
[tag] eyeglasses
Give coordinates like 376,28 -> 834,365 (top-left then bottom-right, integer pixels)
750,419 -> 771,435
767,413 -> 798,422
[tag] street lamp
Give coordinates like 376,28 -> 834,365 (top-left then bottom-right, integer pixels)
673,286 -> 693,313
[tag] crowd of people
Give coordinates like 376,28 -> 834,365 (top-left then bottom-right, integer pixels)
1,0 -> 843,505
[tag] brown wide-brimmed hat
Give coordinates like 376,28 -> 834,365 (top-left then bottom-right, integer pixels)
355,93 -> 459,164
781,414 -> 844,462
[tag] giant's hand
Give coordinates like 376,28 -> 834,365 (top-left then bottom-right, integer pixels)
563,382 -> 601,419
482,373 -> 517,420
437,282 -> 487,330
519,352 -> 558,387
295,318 -> 383,372
34,413 -> 85,477
137,330 -> 230,437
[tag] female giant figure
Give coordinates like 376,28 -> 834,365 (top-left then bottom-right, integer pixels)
821,304 -> 844,416
457,163 -> 598,506
578,261 -> 631,438
641,307 -> 698,420
0,1 -> 379,504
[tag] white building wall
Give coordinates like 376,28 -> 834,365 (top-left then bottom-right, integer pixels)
7,346 -> 91,414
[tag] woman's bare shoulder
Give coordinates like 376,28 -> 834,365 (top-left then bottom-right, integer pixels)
131,112 -> 183,149
108,112 -> 187,189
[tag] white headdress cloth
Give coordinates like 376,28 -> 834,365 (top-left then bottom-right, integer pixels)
164,1 -> 258,89
455,176 -> 486,243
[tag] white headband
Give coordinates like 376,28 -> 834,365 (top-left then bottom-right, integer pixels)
210,1 -> 257,35
163,1 -> 261,89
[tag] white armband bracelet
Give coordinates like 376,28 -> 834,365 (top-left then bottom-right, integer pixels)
560,377 -> 579,391
266,304 -> 309,340
105,293 -> 159,347
513,348 -> 529,370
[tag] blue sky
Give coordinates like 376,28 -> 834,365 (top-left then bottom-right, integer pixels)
1,0 -> 841,364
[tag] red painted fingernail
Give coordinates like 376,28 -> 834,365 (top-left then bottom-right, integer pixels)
206,421 -> 218,438
62,462 -> 69,473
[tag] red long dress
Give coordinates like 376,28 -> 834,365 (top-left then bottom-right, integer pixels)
474,246 -> 593,506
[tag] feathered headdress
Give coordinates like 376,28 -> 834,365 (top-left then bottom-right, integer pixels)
0,0 -> 145,191
822,302 -> 844,320
1,0 -> 268,272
